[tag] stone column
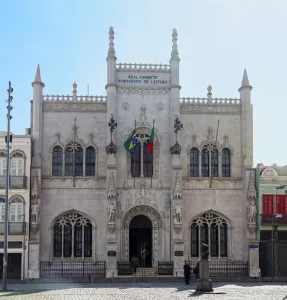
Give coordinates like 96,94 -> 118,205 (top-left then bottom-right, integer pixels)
196,260 -> 213,292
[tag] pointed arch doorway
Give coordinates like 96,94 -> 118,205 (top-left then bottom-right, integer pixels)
129,215 -> 152,267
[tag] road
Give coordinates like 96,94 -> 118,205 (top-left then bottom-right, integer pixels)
0,282 -> 286,299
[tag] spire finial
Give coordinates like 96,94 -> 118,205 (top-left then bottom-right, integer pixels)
239,69 -> 252,91
108,26 -> 116,58
72,82 -> 77,100
170,28 -> 180,63
32,64 -> 45,87
207,85 -> 212,95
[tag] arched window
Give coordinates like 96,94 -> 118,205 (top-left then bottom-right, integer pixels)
9,196 -> 24,222
10,152 -> 24,176
53,211 -> 92,258
201,144 -> 219,178
52,146 -> 63,176
85,147 -> 96,176
130,133 -> 153,178
0,150 -> 6,176
190,148 -> 199,177
64,143 -> 83,176
0,197 -> 5,222
222,148 -> 231,178
190,212 -> 228,258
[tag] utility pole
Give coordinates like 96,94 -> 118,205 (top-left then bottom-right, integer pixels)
3,81 -> 13,290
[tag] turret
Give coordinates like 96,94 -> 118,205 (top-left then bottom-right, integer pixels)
106,27 -> 117,145
31,65 -> 45,165
169,29 -> 181,147
239,69 -> 253,167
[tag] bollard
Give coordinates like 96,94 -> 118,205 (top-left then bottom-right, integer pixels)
88,273 -> 91,283
133,272 -> 136,283
154,271 -> 157,280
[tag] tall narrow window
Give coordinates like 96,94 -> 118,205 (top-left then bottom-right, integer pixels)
201,148 -> 209,177
53,212 -> 92,258
222,148 -> 231,178
85,147 -> 96,176
211,149 -> 219,177
276,195 -> 287,215
262,195 -> 273,215
9,196 -> 24,222
10,152 -> 24,176
52,146 -> 63,176
143,143 -> 153,177
75,145 -> 83,176
65,146 -> 73,176
131,143 -> 141,177
0,151 -> 6,176
190,148 -> 199,177
190,212 -> 228,258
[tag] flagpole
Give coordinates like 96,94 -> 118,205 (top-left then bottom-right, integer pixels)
134,119 -> 136,188
151,119 -> 155,188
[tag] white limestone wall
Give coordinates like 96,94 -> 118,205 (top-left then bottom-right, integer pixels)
39,111 -> 108,260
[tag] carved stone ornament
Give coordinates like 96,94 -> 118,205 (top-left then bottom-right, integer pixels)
30,197 -> 40,234
31,172 -> 40,199
174,172 -> 182,199
106,141 -> 117,155
247,199 -> 257,224
121,102 -> 130,111
108,201 -> 116,224
248,173 -> 257,200
139,178 -> 146,200
170,141 -> 181,155
137,104 -> 151,127
156,103 -> 164,111
207,126 -> 213,141
107,173 -> 117,199
174,205 -> 182,224
107,222 -> 116,233
174,223 -> 182,233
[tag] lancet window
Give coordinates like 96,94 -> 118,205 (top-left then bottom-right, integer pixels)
222,148 -> 231,178
53,212 -> 92,259
190,212 -> 228,258
131,133 -> 153,178
52,144 -> 96,177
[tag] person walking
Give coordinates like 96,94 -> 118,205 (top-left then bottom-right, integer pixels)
193,262 -> 200,280
183,261 -> 191,284
131,256 -> 139,275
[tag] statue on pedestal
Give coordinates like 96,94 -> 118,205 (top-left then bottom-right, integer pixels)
200,243 -> 209,260
247,199 -> 257,223
108,202 -> 116,223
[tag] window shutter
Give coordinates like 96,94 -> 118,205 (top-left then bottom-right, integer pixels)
17,204 -> 23,221
17,158 -> 24,176
10,203 -> 16,222
263,195 -> 273,214
10,159 -> 17,176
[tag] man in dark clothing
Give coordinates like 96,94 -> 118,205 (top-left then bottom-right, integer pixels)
193,262 -> 200,280
183,261 -> 191,284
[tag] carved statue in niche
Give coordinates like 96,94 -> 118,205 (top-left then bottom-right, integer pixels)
174,206 -> 182,224
31,198 -> 40,225
247,199 -> 257,223
108,201 -> 116,223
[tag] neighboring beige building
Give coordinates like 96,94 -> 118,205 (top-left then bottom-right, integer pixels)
0,131 -> 31,280
28,28 -> 257,279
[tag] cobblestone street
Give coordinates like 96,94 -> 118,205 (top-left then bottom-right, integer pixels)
0,282 -> 286,300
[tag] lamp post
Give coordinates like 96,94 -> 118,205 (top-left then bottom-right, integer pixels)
3,81 -> 13,291
271,213 -> 282,281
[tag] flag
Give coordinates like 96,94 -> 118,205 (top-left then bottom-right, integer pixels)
147,126 -> 154,152
124,130 -> 137,153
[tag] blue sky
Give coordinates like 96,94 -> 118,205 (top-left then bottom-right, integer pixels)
0,0 -> 286,167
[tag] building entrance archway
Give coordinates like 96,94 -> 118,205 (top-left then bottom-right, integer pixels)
129,215 -> 152,267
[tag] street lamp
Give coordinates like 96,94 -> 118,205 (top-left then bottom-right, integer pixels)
271,213 -> 282,281
3,81 -> 13,291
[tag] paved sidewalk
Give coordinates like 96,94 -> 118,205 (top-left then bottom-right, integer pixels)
0,282 -> 286,299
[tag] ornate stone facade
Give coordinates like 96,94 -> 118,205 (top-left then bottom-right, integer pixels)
28,28 -> 255,278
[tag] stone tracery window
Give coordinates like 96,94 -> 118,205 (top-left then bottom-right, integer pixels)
85,147 -> 96,176
64,142 -> 83,177
190,148 -> 199,177
131,133 -> 153,178
52,146 -> 63,176
190,212 -> 228,258
201,143 -> 218,178
222,148 -> 231,178
53,212 -> 92,259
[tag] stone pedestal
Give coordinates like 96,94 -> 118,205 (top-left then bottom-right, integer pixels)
106,239 -> 117,278
173,239 -> 184,277
249,243 -> 260,278
28,242 -> 40,278
196,260 -> 213,293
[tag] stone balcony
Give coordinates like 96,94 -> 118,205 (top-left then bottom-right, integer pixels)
0,222 -> 26,235
0,176 -> 27,189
